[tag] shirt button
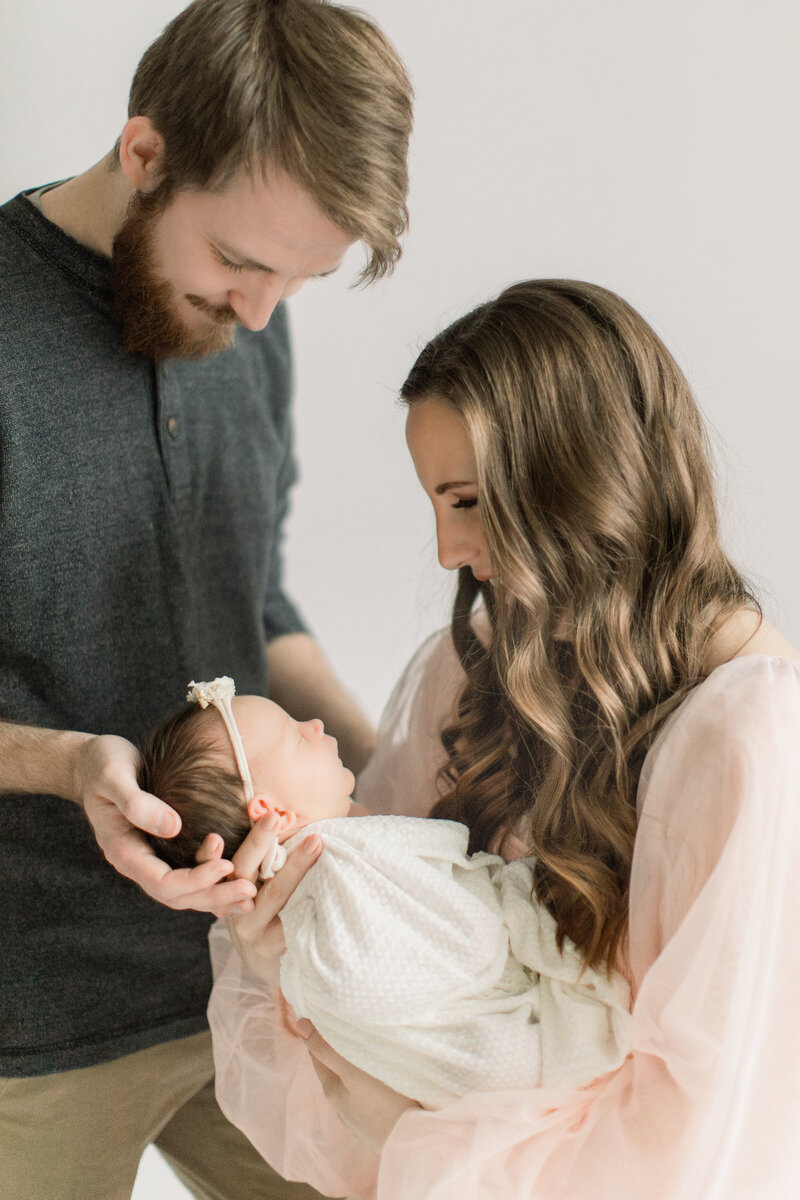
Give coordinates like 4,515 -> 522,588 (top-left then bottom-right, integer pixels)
167,416 -> 179,438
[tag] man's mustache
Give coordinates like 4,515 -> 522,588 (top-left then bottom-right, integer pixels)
185,294 -> 238,325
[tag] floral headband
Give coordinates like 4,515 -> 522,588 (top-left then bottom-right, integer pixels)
186,676 -> 287,880
186,676 -> 254,807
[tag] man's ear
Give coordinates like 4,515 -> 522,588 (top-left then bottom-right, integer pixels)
118,116 -> 166,193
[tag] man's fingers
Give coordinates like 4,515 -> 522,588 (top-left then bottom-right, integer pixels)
167,880 -> 257,915
104,835 -> 173,890
157,859 -> 246,904
196,833 -> 225,864
109,786 -> 181,839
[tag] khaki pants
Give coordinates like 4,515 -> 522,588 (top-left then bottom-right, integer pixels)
0,1031 -> 323,1200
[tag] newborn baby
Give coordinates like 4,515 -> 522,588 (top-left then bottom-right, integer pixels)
139,678 -> 631,1108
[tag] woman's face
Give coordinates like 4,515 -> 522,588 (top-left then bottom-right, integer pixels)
406,399 -> 493,582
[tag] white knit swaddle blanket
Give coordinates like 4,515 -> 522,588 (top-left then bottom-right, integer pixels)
270,815 -> 631,1107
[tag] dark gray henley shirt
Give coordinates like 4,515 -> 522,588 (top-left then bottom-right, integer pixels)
0,189 -> 307,1075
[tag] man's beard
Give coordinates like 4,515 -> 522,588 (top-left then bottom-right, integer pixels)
112,185 -> 238,361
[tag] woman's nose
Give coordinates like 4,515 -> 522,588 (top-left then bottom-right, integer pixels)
436,522 -> 473,571
306,718 -> 325,736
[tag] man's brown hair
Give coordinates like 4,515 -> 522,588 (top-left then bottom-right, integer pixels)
139,704 -> 251,869
125,0 -> 413,283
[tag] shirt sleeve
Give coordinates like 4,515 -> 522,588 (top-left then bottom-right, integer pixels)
260,304 -> 309,643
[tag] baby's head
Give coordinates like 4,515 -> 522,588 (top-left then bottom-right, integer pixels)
139,680 -> 355,869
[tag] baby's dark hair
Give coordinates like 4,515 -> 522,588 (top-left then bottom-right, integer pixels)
138,703 -> 250,869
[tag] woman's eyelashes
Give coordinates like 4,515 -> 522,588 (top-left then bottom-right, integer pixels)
452,496 -> 478,510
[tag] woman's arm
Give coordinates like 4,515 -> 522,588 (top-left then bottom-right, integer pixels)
298,656 -> 800,1199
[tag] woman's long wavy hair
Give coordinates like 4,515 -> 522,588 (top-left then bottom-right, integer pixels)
400,280 -> 759,973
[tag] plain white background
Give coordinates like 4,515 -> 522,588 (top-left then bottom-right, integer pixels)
2,2 -> 797,1195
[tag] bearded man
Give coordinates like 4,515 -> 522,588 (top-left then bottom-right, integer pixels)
0,2 -> 412,1196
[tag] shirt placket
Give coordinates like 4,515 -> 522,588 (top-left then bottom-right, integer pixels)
155,362 -> 193,509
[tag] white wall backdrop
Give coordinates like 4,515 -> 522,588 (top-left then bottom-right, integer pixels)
2,2 -> 798,1195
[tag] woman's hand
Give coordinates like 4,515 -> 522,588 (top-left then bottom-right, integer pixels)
297,1023 -> 420,1152
199,815 -> 322,984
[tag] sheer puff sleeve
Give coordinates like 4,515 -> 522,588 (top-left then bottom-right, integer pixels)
354,626 -> 465,818
211,644 -> 800,1199
376,654 -> 800,1199
208,919 -> 381,1199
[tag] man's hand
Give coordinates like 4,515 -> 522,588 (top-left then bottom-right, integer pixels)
78,733 -> 256,916
297,1024 -> 420,1152
220,814 -> 324,983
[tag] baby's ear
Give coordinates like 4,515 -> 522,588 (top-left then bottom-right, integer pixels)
247,793 -> 274,822
247,795 -> 297,835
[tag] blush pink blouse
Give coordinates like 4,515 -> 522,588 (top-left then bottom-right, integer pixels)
209,631 -> 800,1199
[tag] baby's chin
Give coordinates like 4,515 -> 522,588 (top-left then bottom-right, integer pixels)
334,780 -> 356,817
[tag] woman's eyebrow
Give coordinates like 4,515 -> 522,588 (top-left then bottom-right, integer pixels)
434,479 -> 475,494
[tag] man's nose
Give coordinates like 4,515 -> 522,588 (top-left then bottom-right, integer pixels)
227,277 -> 283,331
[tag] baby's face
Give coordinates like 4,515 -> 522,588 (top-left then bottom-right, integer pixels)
232,695 -> 355,826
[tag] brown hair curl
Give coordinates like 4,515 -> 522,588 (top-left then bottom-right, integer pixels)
401,279 -> 759,972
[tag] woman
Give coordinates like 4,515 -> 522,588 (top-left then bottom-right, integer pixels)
213,280 -> 800,1199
